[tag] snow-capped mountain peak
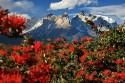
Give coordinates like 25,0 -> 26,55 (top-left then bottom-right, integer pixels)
62,12 -> 69,18
55,13 -> 71,29
24,12 -> 117,40
73,14 -> 93,23
73,13 -> 117,27
1,12 -> 118,44
94,15 -> 116,24
26,13 -> 71,31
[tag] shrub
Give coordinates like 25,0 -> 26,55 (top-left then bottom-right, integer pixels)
0,7 -> 27,38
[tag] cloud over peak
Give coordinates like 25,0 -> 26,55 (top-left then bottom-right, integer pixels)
49,0 -> 98,10
82,4 -> 125,24
0,0 -> 37,14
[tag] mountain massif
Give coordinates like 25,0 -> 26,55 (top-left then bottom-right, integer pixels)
0,12 -> 117,44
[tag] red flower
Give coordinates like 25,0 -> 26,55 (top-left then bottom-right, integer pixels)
113,72 -> 119,78
0,73 -> 22,83
103,69 -> 110,77
22,53 -> 38,64
22,46 -> 33,53
58,53 -> 64,58
109,47 -> 114,54
69,45 -> 75,52
102,77 -> 118,83
10,54 -> 26,66
73,39 -> 78,44
85,75 -> 94,81
87,60 -> 93,66
119,72 -> 125,80
63,43 -> 69,48
27,63 -> 51,83
65,56 -> 70,60
13,46 -> 22,51
55,38 -> 61,42
114,79 -> 118,83
92,71 -> 97,76
0,50 -> 7,55
113,72 -> 125,80
122,67 -> 125,71
46,43 -> 51,52
3,15 -> 26,29
0,13 -> 27,37
81,36 -> 93,42
116,58 -> 122,65
76,70 -> 85,78
88,75 -> 94,81
33,41 -> 43,52
79,55 -> 87,63
83,49 -> 89,55
79,45 -> 85,49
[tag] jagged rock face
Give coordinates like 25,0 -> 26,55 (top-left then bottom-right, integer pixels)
44,13 -> 71,29
75,14 -> 92,23
26,13 -> 98,41
55,16 -> 71,29
26,14 -> 71,41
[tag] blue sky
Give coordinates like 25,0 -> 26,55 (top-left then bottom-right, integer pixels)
0,0 -> 125,24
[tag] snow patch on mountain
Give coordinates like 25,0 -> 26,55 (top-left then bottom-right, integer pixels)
23,18 -> 42,33
96,15 -> 115,24
93,15 -> 117,27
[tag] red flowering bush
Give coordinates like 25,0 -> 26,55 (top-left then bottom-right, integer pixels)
0,73 -> 22,83
0,27 -> 124,83
76,28 -> 125,83
0,7 -> 27,38
0,27 -> 125,82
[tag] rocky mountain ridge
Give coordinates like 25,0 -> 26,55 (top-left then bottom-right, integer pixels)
24,12 -> 117,41
0,12 -> 118,44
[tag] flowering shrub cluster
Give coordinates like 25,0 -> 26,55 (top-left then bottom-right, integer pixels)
0,27 -> 125,83
0,7 -> 27,38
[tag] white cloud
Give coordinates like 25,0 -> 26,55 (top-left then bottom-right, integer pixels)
82,4 -> 125,24
0,0 -> 38,15
14,1 -> 36,12
49,0 -> 98,10
0,0 -> 13,9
